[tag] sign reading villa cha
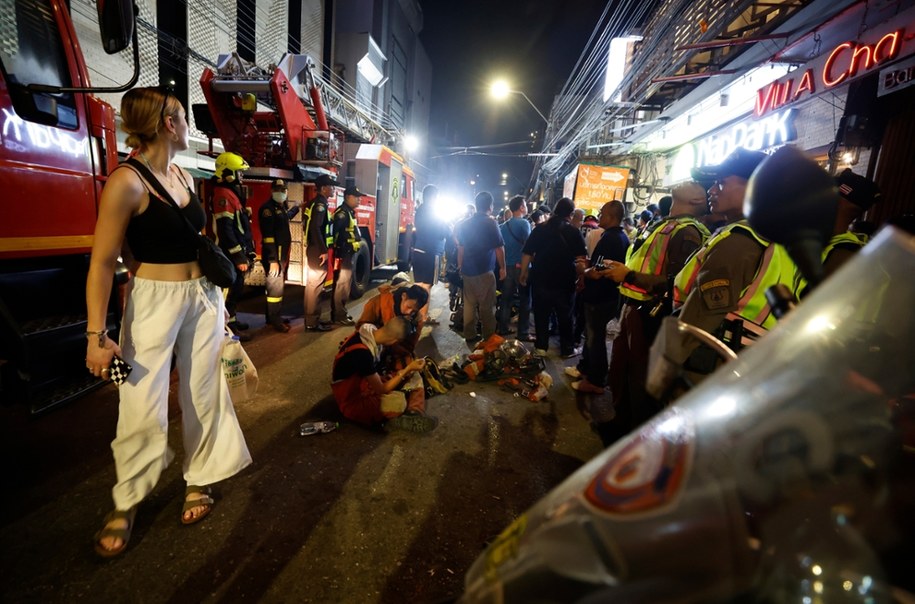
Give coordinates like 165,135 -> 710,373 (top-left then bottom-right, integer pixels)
755,9 -> 915,117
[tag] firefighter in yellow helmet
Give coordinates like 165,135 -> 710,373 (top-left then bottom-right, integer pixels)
212,151 -> 254,341
259,179 -> 301,332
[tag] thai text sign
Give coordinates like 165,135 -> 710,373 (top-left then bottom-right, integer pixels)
574,164 -> 630,214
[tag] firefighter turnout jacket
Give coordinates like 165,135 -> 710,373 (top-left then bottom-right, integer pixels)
304,193 -> 333,258
259,199 -> 299,264
333,204 -> 363,257
212,183 -> 254,265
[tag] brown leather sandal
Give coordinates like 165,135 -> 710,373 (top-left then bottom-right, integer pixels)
181,485 -> 214,525
94,507 -> 137,558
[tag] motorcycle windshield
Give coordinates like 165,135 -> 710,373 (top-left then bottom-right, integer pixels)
463,227 -> 915,603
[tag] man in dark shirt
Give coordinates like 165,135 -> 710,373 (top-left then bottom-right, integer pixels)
456,191 -> 506,344
412,184 -> 451,325
304,174 -> 336,332
570,200 -> 629,393
520,197 -> 588,357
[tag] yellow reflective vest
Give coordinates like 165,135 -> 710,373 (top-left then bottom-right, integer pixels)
674,220 -> 797,331
620,216 -> 710,302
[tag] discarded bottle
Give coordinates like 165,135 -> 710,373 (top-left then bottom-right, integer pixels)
299,421 -> 339,436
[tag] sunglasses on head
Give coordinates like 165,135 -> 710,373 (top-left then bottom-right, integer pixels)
157,82 -> 175,126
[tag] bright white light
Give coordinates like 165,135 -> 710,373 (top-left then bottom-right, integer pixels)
437,191 -> 468,223
811,564 -> 823,576
501,172 -> 508,179
404,134 -> 420,154
604,36 -> 642,102
804,314 -> 837,335
842,152 -> 854,163
705,395 -> 737,419
490,79 -> 511,100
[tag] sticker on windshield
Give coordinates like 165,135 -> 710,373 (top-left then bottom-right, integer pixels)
584,414 -> 694,516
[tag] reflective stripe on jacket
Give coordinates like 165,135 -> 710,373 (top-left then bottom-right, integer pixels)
621,216 -> 710,302
674,220 -> 797,330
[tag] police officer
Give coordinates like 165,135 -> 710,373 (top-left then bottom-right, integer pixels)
599,181 -> 710,444
674,148 -> 798,357
259,179 -> 301,332
331,185 -> 365,325
304,174 -> 336,332
212,151 -> 254,341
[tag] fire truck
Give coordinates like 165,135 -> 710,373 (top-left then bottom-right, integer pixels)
196,53 -> 415,298
0,0 -> 136,412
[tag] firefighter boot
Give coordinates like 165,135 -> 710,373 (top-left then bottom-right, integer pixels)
266,301 -> 290,333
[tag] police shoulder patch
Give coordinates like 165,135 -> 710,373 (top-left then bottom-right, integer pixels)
315,203 -> 326,212
702,284 -> 731,310
263,208 -> 273,217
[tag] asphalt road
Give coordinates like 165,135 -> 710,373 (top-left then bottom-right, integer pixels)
0,278 -> 605,603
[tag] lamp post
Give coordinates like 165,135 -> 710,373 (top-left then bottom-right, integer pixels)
489,79 -> 549,124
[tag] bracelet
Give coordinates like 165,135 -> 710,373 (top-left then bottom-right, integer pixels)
86,329 -> 108,348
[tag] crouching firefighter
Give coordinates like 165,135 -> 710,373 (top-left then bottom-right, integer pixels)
331,316 -> 438,433
259,179 -> 301,332
212,151 -> 255,340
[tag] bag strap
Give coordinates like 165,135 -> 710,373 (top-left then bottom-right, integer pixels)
124,157 -> 200,239
506,221 -> 525,245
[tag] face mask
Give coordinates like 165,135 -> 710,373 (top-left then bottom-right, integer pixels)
272,192 -> 287,202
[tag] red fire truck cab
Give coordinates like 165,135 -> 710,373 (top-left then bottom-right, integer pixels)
0,0 -> 134,412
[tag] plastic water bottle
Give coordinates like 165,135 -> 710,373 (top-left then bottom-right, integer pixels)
299,421 -> 339,436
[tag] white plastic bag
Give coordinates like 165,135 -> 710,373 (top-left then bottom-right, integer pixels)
221,334 -> 259,402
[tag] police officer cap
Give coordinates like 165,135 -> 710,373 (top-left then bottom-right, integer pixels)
272,179 -> 287,191
835,169 -> 881,210
344,186 -> 365,197
692,148 -> 768,181
314,174 -> 338,188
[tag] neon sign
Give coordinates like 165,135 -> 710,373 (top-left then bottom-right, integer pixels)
756,29 -> 906,117
669,109 -> 796,183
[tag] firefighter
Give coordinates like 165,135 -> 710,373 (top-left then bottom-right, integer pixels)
212,151 -> 255,341
259,179 -> 300,332
304,173 -> 337,331
331,185 -> 366,325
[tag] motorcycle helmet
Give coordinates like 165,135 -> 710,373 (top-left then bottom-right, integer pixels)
215,152 -> 249,183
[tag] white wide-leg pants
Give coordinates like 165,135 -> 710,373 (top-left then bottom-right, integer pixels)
111,276 -> 252,510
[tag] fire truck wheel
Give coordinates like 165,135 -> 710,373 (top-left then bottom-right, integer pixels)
350,242 -> 372,299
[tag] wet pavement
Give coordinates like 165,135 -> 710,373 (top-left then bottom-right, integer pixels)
0,280 -> 605,603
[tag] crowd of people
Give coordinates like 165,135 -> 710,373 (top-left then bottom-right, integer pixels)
83,85 -> 887,559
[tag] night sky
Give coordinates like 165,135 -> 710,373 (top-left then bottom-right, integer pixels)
419,0 -> 609,206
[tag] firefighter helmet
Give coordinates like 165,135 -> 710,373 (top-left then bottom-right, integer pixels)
215,152 -> 249,182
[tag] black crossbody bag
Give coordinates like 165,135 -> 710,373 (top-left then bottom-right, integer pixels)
125,157 -> 236,287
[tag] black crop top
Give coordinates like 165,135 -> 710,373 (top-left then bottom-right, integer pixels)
125,167 -> 206,264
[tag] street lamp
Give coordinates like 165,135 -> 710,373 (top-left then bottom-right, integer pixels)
489,78 -> 549,124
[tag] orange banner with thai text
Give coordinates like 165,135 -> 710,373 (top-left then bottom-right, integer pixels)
574,164 -> 629,215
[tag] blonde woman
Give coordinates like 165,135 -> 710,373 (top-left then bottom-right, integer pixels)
86,87 -> 251,557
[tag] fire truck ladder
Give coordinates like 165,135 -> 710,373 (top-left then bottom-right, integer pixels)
213,53 -> 396,147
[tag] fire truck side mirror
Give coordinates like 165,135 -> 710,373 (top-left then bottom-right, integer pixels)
97,0 -> 136,54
